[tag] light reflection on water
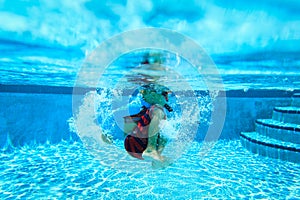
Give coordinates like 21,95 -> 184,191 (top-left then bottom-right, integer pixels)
0,46 -> 299,91
0,140 -> 299,199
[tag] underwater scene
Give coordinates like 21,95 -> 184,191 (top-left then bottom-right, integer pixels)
0,0 -> 300,199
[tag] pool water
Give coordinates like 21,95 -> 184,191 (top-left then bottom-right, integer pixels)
1,45 -> 300,199
1,1 -> 300,199
1,140 -> 299,199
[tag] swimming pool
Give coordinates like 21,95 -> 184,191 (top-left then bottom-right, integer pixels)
1,140 -> 299,199
1,1 -> 300,199
1,48 -> 299,199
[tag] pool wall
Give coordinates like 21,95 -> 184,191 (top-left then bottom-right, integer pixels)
216,97 -> 290,139
0,85 -> 297,149
0,92 -> 79,149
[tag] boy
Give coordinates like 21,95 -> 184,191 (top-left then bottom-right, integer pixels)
124,84 -> 173,161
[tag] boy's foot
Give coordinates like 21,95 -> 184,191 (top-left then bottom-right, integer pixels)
142,150 -> 165,162
101,133 -> 113,144
151,157 -> 173,169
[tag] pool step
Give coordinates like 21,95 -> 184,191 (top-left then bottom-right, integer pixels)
292,93 -> 300,107
273,106 -> 300,124
255,119 -> 300,144
240,93 -> 300,163
240,132 -> 300,163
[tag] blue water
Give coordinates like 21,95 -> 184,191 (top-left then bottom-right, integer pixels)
0,1 -> 300,90
1,0 -> 300,199
1,140 -> 300,199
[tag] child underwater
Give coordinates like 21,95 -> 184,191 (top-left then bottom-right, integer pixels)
123,84 -> 173,162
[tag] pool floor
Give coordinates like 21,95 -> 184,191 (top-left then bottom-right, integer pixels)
0,140 -> 299,199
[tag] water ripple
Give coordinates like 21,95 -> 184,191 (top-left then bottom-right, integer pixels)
0,140 -> 299,199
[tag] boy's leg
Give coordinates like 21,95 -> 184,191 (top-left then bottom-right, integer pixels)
143,105 -> 166,161
156,134 -> 167,154
143,131 -> 162,161
143,115 -> 164,160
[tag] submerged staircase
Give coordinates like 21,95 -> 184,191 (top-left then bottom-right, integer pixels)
240,93 -> 300,163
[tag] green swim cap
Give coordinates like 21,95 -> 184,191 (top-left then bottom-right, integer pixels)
140,84 -> 172,109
